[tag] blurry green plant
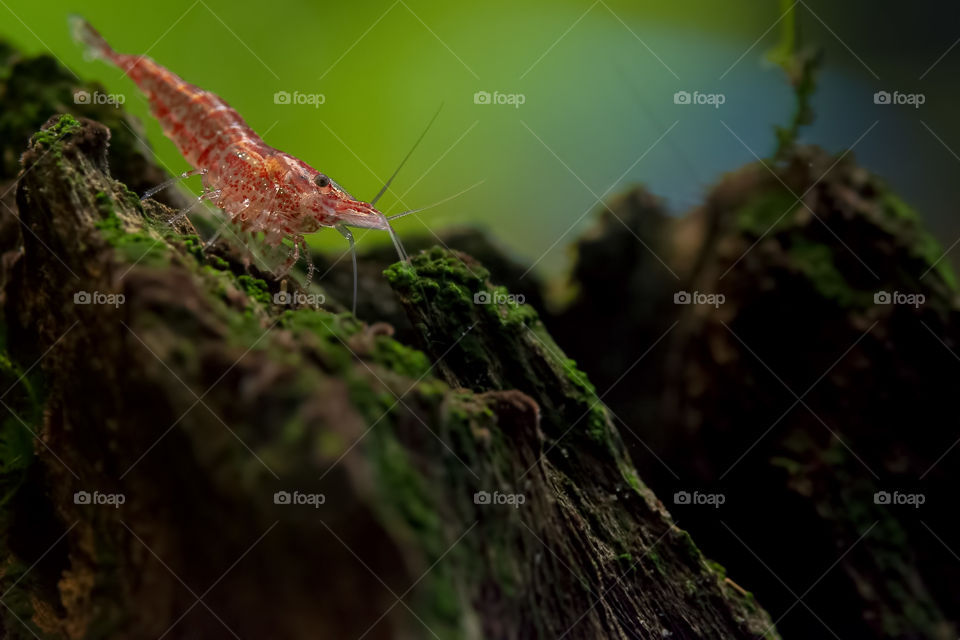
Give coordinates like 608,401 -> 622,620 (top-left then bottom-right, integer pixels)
766,0 -> 823,158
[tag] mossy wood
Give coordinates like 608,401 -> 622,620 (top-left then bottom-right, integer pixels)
0,46 -> 776,639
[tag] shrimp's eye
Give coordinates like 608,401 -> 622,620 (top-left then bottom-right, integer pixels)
314,174 -> 331,188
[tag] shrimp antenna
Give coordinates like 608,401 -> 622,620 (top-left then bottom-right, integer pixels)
387,179 -> 486,221
371,103 -> 444,207
371,103 -> 443,264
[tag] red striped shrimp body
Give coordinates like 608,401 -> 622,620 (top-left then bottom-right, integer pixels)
70,17 -> 397,289
204,142 -> 391,242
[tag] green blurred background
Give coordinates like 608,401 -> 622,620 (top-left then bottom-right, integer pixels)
2,0 -> 957,276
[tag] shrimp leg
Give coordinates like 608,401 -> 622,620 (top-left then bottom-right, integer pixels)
336,224 -> 358,315
165,189 -> 214,226
276,239 -> 300,281
298,236 -> 315,289
273,236 -> 315,293
202,224 -> 225,251
141,168 -> 207,201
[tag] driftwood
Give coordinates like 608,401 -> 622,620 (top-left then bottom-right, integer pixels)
0,47 -> 775,639
549,149 -> 960,640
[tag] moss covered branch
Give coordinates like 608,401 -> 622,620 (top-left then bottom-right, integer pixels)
0,45 -> 778,640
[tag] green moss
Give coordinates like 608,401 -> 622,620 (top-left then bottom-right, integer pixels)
26,112 -> 81,153
179,235 -> 229,270
278,310 -> 361,373
483,285 -> 538,328
221,304 -> 275,350
415,378 -> 449,403
879,193 -> 957,289
412,246 -> 489,284
915,233 -> 957,289
236,275 -> 271,306
94,198 -> 169,267
584,408 -> 608,443
558,355 -> 608,445
646,549 -> 666,575
108,231 -> 168,267
200,265 -> 237,300
770,455 -> 805,477
371,335 -> 431,379
120,184 -> 144,213
95,191 -> 115,217
736,188 -> 798,235
616,552 -> 639,576
197,266 -> 271,322
394,246 -> 617,455
788,238 -> 866,307
181,234 -> 206,262
619,465 -> 642,492
364,417 -> 465,631
316,430 -> 346,458
206,254 -> 230,270
882,193 -> 919,223
385,246 -> 488,308
383,260 -> 419,291
706,559 -> 727,580
676,529 -> 703,569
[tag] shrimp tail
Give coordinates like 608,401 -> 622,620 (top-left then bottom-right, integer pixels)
69,16 -> 115,63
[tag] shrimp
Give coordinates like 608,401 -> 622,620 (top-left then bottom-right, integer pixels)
69,16 -> 413,312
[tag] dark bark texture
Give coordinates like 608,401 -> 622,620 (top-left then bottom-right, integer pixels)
547,150 -> 960,640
